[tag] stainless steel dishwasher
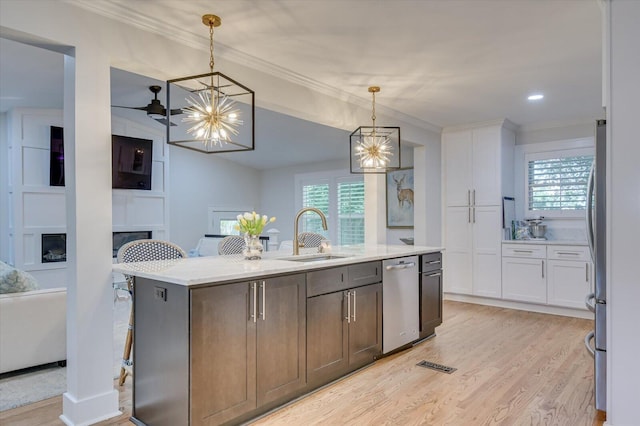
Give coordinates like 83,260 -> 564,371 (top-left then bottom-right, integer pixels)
382,256 -> 419,353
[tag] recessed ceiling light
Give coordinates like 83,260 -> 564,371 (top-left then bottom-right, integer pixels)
528,94 -> 544,101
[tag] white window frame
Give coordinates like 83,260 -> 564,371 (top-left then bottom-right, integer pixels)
524,146 -> 594,219
294,169 -> 364,244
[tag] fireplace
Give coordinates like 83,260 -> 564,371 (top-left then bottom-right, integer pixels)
113,231 -> 152,258
42,234 -> 67,263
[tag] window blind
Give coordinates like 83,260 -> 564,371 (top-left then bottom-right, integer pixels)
302,183 -> 330,234
528,155 -> 594,211
337,180 -> 365,245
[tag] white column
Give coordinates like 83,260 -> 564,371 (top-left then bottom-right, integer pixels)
364,173 -> 387,245
61,48 -> 120,425
605,1 -> 640,424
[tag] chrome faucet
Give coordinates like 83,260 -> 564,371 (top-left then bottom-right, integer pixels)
293,207 -> 328,255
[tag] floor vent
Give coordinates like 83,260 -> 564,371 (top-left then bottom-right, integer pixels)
416,360 -> 457,374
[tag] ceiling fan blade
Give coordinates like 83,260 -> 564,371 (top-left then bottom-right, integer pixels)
112,105 -> 148,111
154,117 -> 176,127
169,108 -> 183,116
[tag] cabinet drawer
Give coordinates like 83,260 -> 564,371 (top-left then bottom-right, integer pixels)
348,261 -> 382,287
502,244 -> 546,259
307,266 -> 349,297
421,252 -> 442,273
547,245 -> 590,261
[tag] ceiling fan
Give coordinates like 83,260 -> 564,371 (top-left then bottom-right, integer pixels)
112,85 -> 182,126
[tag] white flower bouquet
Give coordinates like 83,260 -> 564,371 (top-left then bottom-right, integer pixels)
235,211 -> 276,236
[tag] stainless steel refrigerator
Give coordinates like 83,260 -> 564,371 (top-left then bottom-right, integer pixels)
585,119 -> 606,412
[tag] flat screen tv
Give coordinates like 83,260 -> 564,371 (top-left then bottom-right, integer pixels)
50,126 -> 65,186
112,134 -> 153,190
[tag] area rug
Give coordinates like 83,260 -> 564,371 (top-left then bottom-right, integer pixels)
0,365 -> 66,411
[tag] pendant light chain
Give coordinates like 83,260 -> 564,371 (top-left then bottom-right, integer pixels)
371,90 -> 376,127
208,21 -> 215,72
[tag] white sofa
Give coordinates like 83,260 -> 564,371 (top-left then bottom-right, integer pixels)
0,288 -> 67,374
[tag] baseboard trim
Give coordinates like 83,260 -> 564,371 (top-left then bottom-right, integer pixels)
60,389 -> 121,426
444,293 -> 593,319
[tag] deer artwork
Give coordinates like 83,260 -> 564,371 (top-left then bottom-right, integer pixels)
393,174 -> 414,208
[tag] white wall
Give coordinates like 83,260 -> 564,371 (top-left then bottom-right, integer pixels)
516,121 -> 595,145
169,147 -> 261,251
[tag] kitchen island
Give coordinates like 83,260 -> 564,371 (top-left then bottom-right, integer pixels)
113,244 -> 442,426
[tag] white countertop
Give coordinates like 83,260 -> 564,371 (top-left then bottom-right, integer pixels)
112,244 -> 442,286
502,239 -> 588,246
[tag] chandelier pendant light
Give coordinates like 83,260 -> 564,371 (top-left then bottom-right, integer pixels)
167,14 -> 255,154
350,86 -> 401,174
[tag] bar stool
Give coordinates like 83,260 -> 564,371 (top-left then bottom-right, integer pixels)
116,239 -> 186,385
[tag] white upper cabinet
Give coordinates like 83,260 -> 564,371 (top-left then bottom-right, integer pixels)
443,121 -> 515,208
443,130 -> 472,207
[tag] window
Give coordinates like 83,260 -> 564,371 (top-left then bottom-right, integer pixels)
526,149 -> 594,217
297,171 -> 365,245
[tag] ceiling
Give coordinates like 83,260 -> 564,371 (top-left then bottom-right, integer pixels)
0,0 -> 603,168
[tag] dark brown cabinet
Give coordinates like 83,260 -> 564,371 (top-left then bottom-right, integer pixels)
190,274 -> 306,425
307,262 -> 382,388
419,253 -> 443,339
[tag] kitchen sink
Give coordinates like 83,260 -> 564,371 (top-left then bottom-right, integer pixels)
279,254 -> 351,262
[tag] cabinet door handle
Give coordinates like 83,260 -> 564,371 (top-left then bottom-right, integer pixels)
586,263 -> 589,282
385,262 -> 416,270
468,189 -> 471,206
352,290 -> 357,322
468,207 -> 471,223
472,189 -> 476,206
542,260 -> 545,278
472,207 -> 476,223
259,281 -> 266,321
251,282 -> 257,323
345,291 -> 351,323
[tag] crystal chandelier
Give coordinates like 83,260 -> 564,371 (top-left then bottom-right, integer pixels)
350,86 -> 401,173
167,14 -> 255,154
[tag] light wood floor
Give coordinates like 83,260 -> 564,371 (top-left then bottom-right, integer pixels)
0,301 -> 605,425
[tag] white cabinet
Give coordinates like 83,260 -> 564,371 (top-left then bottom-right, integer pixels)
502,244 -> 547,303
443,122 -> 514,208
443,207 -> 473,294
442,121 -> 515,298
472,206 -> 503,298
547,245 -> 592,309
502,243 -> 592,310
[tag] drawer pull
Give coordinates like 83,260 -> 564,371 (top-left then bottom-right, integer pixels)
513,250 -> 533,253
557,251 -> 580,256
425,260 -> 441,265
425,272 -> 441,277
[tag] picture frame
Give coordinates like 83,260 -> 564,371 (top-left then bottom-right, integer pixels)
386,167 -> 414,228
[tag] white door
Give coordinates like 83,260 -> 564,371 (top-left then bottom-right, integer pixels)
547,260 -> 592,309
443,130 -> 472,207
502,257 -> 546,304
471,126 -> 501,206
443,206 -> 472,294
472,206 -> 502,298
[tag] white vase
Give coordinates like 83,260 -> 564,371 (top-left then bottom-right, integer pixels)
243,234 -> 263,260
